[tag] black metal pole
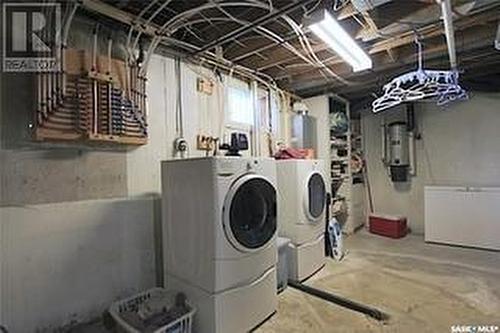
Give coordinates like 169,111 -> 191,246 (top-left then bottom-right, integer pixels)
288,281 -> 390,322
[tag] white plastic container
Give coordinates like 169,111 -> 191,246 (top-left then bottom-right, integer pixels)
109,288 -> 195,333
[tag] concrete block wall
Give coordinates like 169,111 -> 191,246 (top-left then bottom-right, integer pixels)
0,197 -> 158,332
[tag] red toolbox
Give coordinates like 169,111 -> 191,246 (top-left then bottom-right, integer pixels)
369,214 -> 407,238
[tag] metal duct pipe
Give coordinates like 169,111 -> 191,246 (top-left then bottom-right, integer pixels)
351,0 -> 392,12
107,35 -> 113,135
438,0 -> 457,70
408,130 -> 416,176
61,1 -> 79,98
406,104 -> 416,176
496,21 -> 500,50
381,119 -> 388,166
37,70 -> 43,123
91,25 -> 99,134
106,36 -> 112,76
42,2 -> 51,115
406,103 -> 415,132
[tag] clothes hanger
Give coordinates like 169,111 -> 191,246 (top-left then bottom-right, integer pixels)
372,36 -> 468,113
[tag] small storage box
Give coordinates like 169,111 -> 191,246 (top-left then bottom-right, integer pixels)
369,214 -> 407,238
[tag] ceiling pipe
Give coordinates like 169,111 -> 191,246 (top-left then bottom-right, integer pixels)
81,0 -> 348,85
495,21 -> 500,50
80,0 -> 285,89
438,0 -> 457,69
193,0 -> 316,55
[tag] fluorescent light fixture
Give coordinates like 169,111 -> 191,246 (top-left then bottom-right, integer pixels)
309,10 -> 372,72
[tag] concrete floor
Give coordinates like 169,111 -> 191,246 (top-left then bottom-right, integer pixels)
76,230 -> 500,332
256,230 -> 500,333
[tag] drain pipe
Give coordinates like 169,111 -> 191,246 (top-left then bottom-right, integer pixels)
438,0 -> 457,70
288,281 -> 390,321
407,104 -> 417,176
495,22 -> 500,50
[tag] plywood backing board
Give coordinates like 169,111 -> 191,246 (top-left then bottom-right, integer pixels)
64,48 -> 129,94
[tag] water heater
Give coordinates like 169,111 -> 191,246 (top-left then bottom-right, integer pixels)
387,121 -> 409,182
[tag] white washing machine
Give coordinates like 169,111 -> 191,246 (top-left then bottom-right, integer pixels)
161,157 -> 278,333
276,159 -> 328,281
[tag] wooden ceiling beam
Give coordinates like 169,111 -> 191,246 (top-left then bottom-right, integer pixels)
369,7 -> 499,53
296,50 -> 500,100
243,7 -> 491,73
337,3 -> 357,20
263,9 -> 499,83
226,33 -> 299,61
224,2 -> 365,62
357,11 -> 380,40
227,1 -> 433,66
306,30 -> 493,82
287,24 -> 498,96
193,0 -> 316,55
245,1 -> 497,74
290,38 -> 493,87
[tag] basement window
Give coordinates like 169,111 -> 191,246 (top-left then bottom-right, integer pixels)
226,84 -> 253,127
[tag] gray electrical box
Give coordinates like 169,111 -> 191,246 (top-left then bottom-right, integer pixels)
291,111 -> 317,150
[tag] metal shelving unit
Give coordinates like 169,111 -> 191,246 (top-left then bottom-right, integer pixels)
329,95 -> 366,235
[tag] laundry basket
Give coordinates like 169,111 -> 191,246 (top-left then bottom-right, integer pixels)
109,288 -> 195,333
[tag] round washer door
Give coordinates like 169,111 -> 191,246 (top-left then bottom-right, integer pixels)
304,172 -> 327,222
223,174 -> 277,252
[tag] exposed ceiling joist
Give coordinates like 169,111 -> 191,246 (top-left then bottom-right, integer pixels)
193,0 -> 315,55
82,0 -> 500,101
292,23 -> 498,98
280,7 -> 499,81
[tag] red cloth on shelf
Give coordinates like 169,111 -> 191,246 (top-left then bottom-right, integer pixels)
274,148 -> 314,160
